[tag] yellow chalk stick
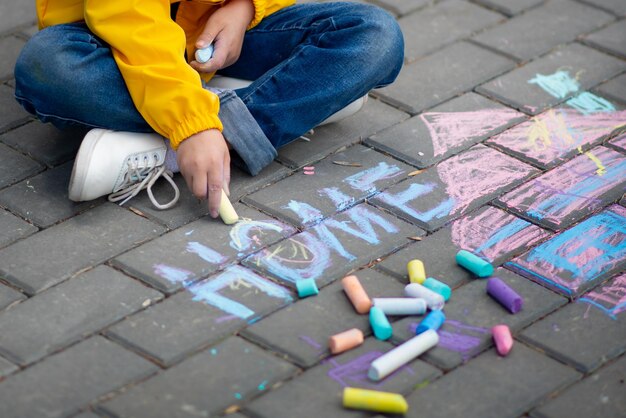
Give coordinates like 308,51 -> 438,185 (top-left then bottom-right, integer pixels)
218,190 -> 239,225
343,387 -> 408,414
407,259 -> 426,284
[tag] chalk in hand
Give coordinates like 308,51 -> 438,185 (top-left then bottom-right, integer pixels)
369,329 -> 439,381
407,259 -> 426,284
422,277 -> 451,301
195,44 -> 214,63
341,275 -> 372,314
372,297 -> 427,316
486,277 -> 523,314
492,324 -> 513,356
455,250 -> 493,277
343,387 -> 408,414
296,278 -> 319,298
218,190 -> 239,225
415,310 -> 446,335
329,328 -> 364,354
369,306 -> 393,341
404,283 -> 445,311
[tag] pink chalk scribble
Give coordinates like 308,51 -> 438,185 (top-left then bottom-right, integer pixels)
488,109 -> 626,167
420,108 -> 523,158
450,207 -> 550,265
610,134 -> 626,152
579,273 -> 626,320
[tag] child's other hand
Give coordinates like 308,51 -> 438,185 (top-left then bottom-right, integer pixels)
176,129 -> 231,218
190,0 -> 254,74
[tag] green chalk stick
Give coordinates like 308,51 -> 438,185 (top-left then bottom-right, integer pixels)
456,250 -> 494,278
422,277 -> 452,301
369,306 -> 392,340
296,278 -> 319,298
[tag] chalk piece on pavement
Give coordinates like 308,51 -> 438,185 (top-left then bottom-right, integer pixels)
296,278 -> 319,298
404,283 -> 445,310
407,259 -> 426,284
492,324 -> 514,356
455,250 -> 493,277
369,306 -> 393,341
342,275 -> 372,314
343,387 -> 408,414
486,277 -> 523,313
329,328 -> 364,354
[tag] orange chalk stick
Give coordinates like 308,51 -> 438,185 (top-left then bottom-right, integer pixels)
329,328 -> 364,354
342,275 -> 372,314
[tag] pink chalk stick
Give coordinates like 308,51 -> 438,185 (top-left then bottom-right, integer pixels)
492,324 -> 513,356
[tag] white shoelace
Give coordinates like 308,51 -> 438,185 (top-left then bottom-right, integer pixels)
108,155 -> 180,210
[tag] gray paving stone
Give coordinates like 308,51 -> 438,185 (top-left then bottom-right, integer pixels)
0,0 -> 36,35
241,269 -> 405,367
105,264 -> 293,366
583,19 -> 626,58
376,42 -> 515,114
487,103 -> 626,169
0,336 -> 157,418
0,265 -> 163,366
112,204 -> 296,294
391,268 -> 566,371
98,336 -> 298,418
244,145 -> 413,228
0,355 -> 18,379
370,145 -> 538,231
376,206 -> 551,288
609,133 -> 626,152
594,72 -> 626,104
0,36 -> 25,81
0,121 -> 86,167
0,162 -> 104,228
399,0 -> 503,63
0,84 -> 31,134
70,412 -> 101,418
579,0 -> 626,16
243,204 -> 423,289
126,161 -> 291,229
473,0 -> 544,16
531,354 -> 626,418
405,343 -> 581,418
496,148 -> 626,231
477,43 -> 626,115
0,142 -> 44,189
276,98 -> 408,168
521,272 -> 626,373
506,205 -> 626,298
365,92 -> 526,168
0,208 -> 37,249
0,282 -> 25,311
370,0 -> 430,16
0,203 -> 165,295
473,0 -> 614,62
245,337 -> 442,418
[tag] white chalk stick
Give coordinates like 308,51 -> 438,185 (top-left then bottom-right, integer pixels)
219,190 -> 239,225
404,283 -> 445,310
368,329 -> 439,381
372,298 -> 427,315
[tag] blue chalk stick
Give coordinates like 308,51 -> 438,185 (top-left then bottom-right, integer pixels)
369,306 -> 393,340
195,44 -> 214,63
296,278 -> 319,298
415,310 -> 446,335
456,250 -> 494,278
422,277 -> 452,301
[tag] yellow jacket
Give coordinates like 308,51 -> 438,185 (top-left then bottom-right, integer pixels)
35,0 -> 294,149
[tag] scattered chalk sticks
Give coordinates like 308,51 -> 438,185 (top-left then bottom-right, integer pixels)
415,310 -> 446,335
455,250 -> 493,277
343,387 -> 408,414
218,190 -> 239,225
404,283 -> 445,311
486,277 -> 523,314
329,328 -> 364,354
369,306 -> 393,341
342,275 -> 372,314
492,324 -> 513,356
407,259 -> 426,284
369,329 -> 439,381
296,278 -> 319,298
422,277 -> 451,301
372,297 -> 427,316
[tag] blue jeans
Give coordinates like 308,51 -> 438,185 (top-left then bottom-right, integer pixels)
14,2 -> 404,175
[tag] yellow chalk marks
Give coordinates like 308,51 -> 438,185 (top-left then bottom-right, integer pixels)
527,115 -> 551,151
584,151 -> 606,176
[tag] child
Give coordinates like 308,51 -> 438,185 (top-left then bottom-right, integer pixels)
14,0 -> 404,218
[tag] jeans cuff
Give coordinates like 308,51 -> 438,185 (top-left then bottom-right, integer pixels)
213,88 -> 277,176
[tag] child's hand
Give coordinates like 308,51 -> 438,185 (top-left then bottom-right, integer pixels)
190,0 -> 254,74
176,129 -> 231,218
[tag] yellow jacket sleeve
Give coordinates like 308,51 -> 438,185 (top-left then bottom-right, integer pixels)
84,0 -> 222,150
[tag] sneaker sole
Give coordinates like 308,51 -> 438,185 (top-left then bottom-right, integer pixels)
68,129 -> 107,201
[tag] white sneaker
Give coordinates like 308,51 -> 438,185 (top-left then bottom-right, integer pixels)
68,129 -> 180,210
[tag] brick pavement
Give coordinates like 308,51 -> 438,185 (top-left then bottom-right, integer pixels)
0,0 -> 625,417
